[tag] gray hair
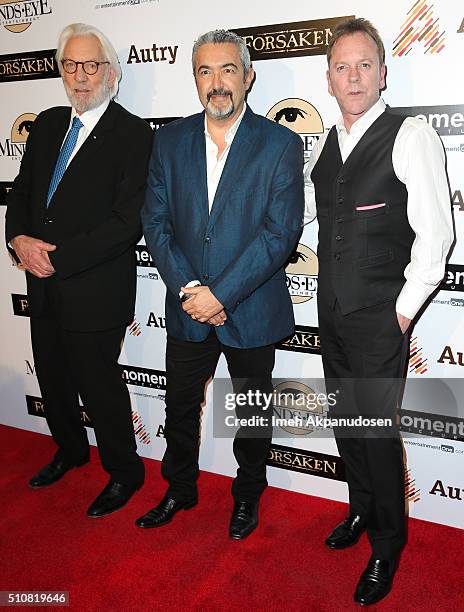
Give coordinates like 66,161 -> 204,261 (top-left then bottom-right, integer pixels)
56,23 -> 121,98
192,29 -> 251,79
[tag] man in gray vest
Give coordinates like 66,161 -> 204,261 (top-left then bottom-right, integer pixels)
304,18 -> 453,606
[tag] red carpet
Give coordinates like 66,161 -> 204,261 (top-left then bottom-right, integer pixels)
0,424 -> 462,611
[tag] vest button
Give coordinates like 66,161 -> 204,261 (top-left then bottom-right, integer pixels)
335,235 -> 343,241
334,253 -> 341,260
336,217 -> 344,223
337,177 -> 345,184
337,196 -> 344,204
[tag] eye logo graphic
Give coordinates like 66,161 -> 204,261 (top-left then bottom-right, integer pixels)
266,98 -> 324,162
285,243 -> 318,304
393,0 -> 446,57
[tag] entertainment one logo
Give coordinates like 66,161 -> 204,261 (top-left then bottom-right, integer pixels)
0,49 -> 59,82
232,16 -> 353,61
267,443 -> 346,481
393,0 -> 446,57
285,243 -> 318,304
121,364 -> 166,390
144,117 -> 181,132
277,325 -> 320,355
400,408 -> 464,442
439,264 -> 464,292
266,98 -> 324,162
0,0 -> 53,33
389,105 -> 464,136
0,113 -> 37,160
11,293 -> 29,316
0,181 -> 13,206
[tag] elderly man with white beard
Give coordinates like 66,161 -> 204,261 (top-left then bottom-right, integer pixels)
5,23 -> 152,518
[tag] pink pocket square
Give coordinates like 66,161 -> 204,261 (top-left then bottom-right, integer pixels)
355,203 -> 386,211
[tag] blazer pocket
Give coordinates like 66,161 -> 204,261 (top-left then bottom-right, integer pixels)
357,250 -> 394,269
354,203 -> 389,218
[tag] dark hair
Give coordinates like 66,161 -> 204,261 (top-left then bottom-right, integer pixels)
327,18 -> 385,66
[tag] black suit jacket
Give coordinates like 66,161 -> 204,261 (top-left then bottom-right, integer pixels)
6,101 -> 153,331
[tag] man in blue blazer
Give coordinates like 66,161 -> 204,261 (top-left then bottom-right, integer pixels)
138,29 -> 304,538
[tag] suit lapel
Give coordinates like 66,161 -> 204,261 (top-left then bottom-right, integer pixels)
207,106 -> 255,230
189,115 -> 209,224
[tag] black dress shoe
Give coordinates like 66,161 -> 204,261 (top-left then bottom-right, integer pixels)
86,481 -> 141,518
135,495 -> 197,528
29,457 -> 86,488
229,500 -> 259,540
325,513 -> 366,549
354,557 -> 398,606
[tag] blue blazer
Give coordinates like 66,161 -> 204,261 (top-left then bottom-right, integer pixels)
142,106 -> 304,348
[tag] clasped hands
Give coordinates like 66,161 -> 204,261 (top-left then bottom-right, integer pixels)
181,285 -> 226,326
11,235 -> 56,278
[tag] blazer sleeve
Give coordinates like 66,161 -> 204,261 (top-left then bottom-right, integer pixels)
210,134 -> 304,311
48,119 -> 153,279
141,131 -> 198,297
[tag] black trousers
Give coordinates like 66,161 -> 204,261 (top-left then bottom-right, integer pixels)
162,331 -> 275,502
30,282 -> 144,487
318,289 -> 409,559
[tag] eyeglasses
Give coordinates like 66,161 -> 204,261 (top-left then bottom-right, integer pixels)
61,59 -> 110,75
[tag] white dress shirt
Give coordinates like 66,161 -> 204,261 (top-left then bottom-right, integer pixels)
63,98 -> 110,168
181,103 -> 247,295
205,102 -> 247,211
304,98 -> 454,320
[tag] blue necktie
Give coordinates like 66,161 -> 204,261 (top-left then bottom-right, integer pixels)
46,116 -> 83,207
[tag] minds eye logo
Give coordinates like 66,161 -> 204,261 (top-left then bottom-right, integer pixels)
267,98 -> 324,162
0,113 -> 37,160
0,0 -> 53,34
285,243 -> 318,304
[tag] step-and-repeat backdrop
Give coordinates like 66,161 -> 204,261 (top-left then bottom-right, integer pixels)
1,0 -> 463,529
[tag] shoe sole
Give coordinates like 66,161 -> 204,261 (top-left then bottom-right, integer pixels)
229,522 -> 258,540
325,530 -> 365,550
136,500 -> 198,528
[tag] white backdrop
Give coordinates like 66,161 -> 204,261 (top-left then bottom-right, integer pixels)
1,0 -> 463,530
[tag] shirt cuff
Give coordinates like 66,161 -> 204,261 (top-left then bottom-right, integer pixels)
395,280 -> 435,320
179,280 -> 200,300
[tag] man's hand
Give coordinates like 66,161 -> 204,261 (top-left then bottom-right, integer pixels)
11,234 -> 56,278
397,313 -> 411,334
181,285 -> 223,323
207,309 -> 227,326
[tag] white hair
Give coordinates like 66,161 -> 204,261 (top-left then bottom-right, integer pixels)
56,23 -> 121,98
